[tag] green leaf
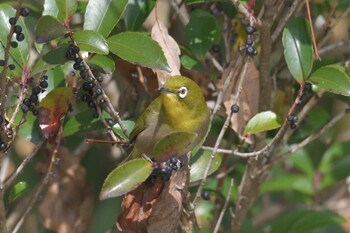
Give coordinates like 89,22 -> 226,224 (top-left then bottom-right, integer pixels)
308,65 -> 350,96
269,210 -> 345,233
287,149 -> 314,178
63,111 -> 104,137
17,112 -> 42,144
107,32 -> 170,71
8,181 -> 28,203
180,54 -> 202,71
31,58 -> 58,75
282,18 -> 313,83
0,4 -> 30,72
42,46 -> 69,65
244,111 -> 281,134
289,210 -> 345,233
100,158 -> 153,199
153,131 -> 196,161
185,10 -> 221,58
35,15 -> 67,43
190,150 -> 222,183
74,30 -> 109,55
86,54 -> 115,74
124,0 -> 156,31
322,156 -> 350,189
83,0 -> 128,38
261,175 -> 313,195
112,120 -> 135,141
43,0 -> 77,23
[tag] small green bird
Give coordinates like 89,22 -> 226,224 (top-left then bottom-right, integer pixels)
129,75 -> 209,161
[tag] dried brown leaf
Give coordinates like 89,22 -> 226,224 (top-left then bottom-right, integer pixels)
151,20 -> 181,84
223,62 -> 259,144
38,148 -> 94,233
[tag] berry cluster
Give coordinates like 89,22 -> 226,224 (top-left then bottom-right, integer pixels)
147,157 -> 182,184
244,24 -> 257,56
4,7 -> 30,71
21,76 -> 48,115
287,113 -> 298,129
65,43 -> 105,118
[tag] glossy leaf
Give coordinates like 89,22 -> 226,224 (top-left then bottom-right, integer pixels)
322,156 -> 350,189
39,66 -> 66,100
287,149 -> 314,178
308,65 -> 350,96
42,46 -> 69,65
190,150 -> 222,183
100,158 -> 153,199
107,32 -> 170,71
124,0 -> 156,31
261,175 -> 313,195
270,210 -> 345,233
83,0 -> 128,38
39,87 -> 73,143
180,54 -> 202,71
282,18 -> 313,83
112,120 -> 135,141
63,110 -> 107,137
244,111 -> 281,135
185,10 -> 221,58
0,4 -> 30,74
86,54 -> 115,74
43,0 -> 78,23
74,30 -> 109,55
17,111 -> 42,144
35,15 -> 67,43
9,181 -> 28,203
153,131 -> 196,161
31,58 -> 58,75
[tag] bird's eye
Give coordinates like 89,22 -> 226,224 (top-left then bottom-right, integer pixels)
178,86 -> 188,98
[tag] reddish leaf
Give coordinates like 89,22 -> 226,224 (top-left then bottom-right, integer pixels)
39,87 -> 73,143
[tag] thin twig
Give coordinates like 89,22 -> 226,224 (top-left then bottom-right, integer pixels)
2,140 -> 44,191
231,0 -> 261,27
277,109 -> 348,163
271,0 -> 303,42
305,0 -> 321,60
213,179 -> 234,233
11,126 -> 62,233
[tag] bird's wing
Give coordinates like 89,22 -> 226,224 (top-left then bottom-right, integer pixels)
129,97 -> 162,143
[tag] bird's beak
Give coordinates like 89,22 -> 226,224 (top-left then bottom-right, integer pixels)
157,87 -> 174,94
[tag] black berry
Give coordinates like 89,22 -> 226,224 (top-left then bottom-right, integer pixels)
8,64 -> 15,70
201,190 -> 211,200
20,7 -> 30,17
40,80 -> 48,89
81,93 -> 90,102
11,41 -> 18,48
9,17 -> 16,25
246,38 -> 254,46
87,101 -> 94,108
287,114 -> 298,123
32,109 -> 39,116
73,63 -> 80,70
97,76 -> 103,83
246,46 -> 256,55
95,88 -> 102,96
290,123 -> 297,129
75,57 -> 83,64
32,86 -> 41,95
0,60 -> 5,66
14,25 -> 22,34
29,104 -> 35,111
23,98 -> 31,106
246,25 -> 256,34
93,112 -> 99,118
0,143 -> 7,151
16,33 -> 25,42
231,104 -> 239,113
212,44 -> 221,53
99,99 -> 105,105
30,94 -> 38,102
21,104 -> 29,112
73,46 -> 80,53
43,75 -> 48,80
86,82 -> 95,90
85,76 -> 93,83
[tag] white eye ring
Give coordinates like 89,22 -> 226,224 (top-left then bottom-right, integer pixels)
178,86 -> 188,98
